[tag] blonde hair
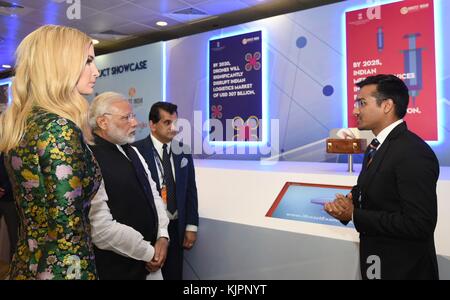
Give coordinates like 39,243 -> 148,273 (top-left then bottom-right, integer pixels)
0,25 -> 94,152
89,92 -> 126,131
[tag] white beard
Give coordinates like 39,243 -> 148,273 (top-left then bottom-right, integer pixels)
107,122 -> 136,145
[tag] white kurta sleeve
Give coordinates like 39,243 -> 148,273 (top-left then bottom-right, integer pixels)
89,180 -> 155,262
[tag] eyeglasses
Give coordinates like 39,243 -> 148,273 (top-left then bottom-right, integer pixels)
354,97 -> 390,109
353,99 -> 367,109
103,112 -> 136,122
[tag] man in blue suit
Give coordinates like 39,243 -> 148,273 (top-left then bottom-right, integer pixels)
134,102 -> 199,280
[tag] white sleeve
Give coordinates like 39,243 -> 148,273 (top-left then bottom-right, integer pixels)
132,146 -> 170,240
186,225 -> 198,232
89,180 -> 155,262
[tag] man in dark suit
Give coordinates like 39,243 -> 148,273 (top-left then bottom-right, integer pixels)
0,153 -> 18,261
325,74 -> 439,280
134,101 -> 199,280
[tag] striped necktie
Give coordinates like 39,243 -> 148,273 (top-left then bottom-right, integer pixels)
365,138 -> 380,167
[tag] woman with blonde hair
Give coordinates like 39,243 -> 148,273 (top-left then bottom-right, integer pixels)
0,25 -> 102,280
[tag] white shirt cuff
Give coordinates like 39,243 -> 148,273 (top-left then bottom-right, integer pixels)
142,242 -> 155,262
157,229 -> 170,240
186,224 -> 198,232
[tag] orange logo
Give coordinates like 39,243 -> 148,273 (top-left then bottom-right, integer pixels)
128,87 -> 136,97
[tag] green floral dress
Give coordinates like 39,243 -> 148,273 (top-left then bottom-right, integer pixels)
4,109 -> 102,280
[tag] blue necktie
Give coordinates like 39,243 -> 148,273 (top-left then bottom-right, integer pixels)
162,144 -> 177,214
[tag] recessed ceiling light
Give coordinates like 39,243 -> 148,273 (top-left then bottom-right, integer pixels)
92,39 -> 100,45
156,21 -> 168,27
0,1 -> 24,8
1,64 -> 11,69
0,1 -> 25,17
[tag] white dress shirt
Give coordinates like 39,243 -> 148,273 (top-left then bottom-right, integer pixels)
373,119 -> 404,150
150,134 -> 198,232
89,145 -> 169,266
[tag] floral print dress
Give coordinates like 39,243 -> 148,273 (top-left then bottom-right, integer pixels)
4,109 -> 102,280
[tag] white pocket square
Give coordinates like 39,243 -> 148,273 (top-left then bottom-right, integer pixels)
180,157 -> 188,168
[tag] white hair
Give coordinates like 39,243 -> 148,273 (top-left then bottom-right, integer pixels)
89,92 -> 126,131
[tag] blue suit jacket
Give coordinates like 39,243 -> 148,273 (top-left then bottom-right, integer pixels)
133,136 -> 199,244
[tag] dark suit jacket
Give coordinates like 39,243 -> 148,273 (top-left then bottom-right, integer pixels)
351,122 -> 439,279
133,135 -> 199,244
0,153 -> 13,202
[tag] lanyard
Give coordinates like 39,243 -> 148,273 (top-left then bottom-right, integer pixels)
153,145 -> 173,204
152,145 -> 171,186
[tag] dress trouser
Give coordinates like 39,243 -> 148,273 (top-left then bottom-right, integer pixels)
0,201 -> 18,260
162,219 -> 183,280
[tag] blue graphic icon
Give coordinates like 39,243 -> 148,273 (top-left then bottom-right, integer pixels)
296,36 -> 308,49
377,27 -> 384,52
323,85 -> 334,96
402,33 -> 424,106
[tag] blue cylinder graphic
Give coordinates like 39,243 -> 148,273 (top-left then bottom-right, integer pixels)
377,27 -> 384,52
402,33 -> 423,106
